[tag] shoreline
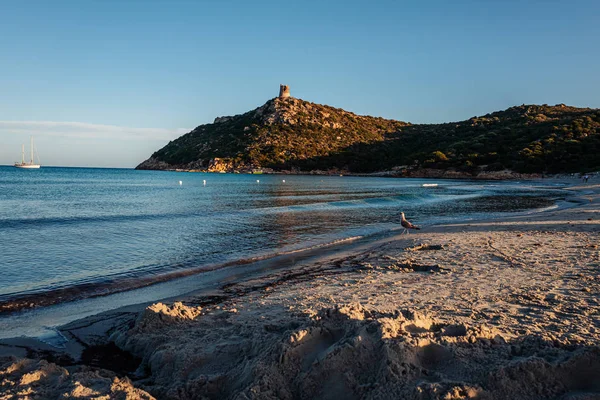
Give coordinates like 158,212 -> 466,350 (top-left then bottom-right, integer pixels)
1,183 -> 599,399
0,180 -> 575,320
137,166 -> 599,182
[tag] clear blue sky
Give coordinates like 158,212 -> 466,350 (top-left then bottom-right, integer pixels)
1,0 -> 598,167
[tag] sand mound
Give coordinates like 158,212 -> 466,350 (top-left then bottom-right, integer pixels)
0,356 -> 154,399
109,301 -> 600,400
134,301 -> 202,331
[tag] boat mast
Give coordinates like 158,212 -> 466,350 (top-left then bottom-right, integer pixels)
30,136 -> 34,164
21,144 -> 25,164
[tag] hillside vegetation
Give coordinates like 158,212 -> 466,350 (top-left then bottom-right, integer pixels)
137,98 -> 600,175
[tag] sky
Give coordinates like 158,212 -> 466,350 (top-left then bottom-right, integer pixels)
1,0 -> 599,168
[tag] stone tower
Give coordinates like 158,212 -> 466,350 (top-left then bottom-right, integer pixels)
278,84 -> 290,99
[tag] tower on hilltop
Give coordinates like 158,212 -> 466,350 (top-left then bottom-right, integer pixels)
278,84 -> 290,99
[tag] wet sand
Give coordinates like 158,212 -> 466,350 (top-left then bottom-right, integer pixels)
1,183 -> 599,399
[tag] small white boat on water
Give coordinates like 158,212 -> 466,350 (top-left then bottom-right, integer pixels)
14,137 -> 41,169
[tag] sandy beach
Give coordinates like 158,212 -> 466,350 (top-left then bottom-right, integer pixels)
1,183 -> 599,399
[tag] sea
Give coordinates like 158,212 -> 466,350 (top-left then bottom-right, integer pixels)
0,166 -> 567,339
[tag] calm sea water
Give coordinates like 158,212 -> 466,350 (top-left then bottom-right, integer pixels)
0,167 -> 561,310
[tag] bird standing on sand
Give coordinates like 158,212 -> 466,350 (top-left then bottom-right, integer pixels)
400,212 -> 421,234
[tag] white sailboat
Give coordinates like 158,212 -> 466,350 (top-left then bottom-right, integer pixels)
14,136 -> 41,169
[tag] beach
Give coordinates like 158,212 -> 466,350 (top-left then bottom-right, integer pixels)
1,182 -> 599,399
3,0 -> 599,398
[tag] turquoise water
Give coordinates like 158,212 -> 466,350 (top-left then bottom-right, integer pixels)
0,166 -> 560,311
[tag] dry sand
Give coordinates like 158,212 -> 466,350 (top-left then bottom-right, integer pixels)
2,184 -> 599,399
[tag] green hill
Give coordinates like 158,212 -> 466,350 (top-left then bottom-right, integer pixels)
137,98 -> 600,175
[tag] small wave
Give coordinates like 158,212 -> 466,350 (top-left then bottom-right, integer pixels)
0,234 -> 367,315
520,203 -> 560,214
266,235 -> 364,257
244,192 -> 477,215
0,212 -> 189,229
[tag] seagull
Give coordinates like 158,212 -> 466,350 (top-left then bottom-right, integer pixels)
400,212 -> 421,234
